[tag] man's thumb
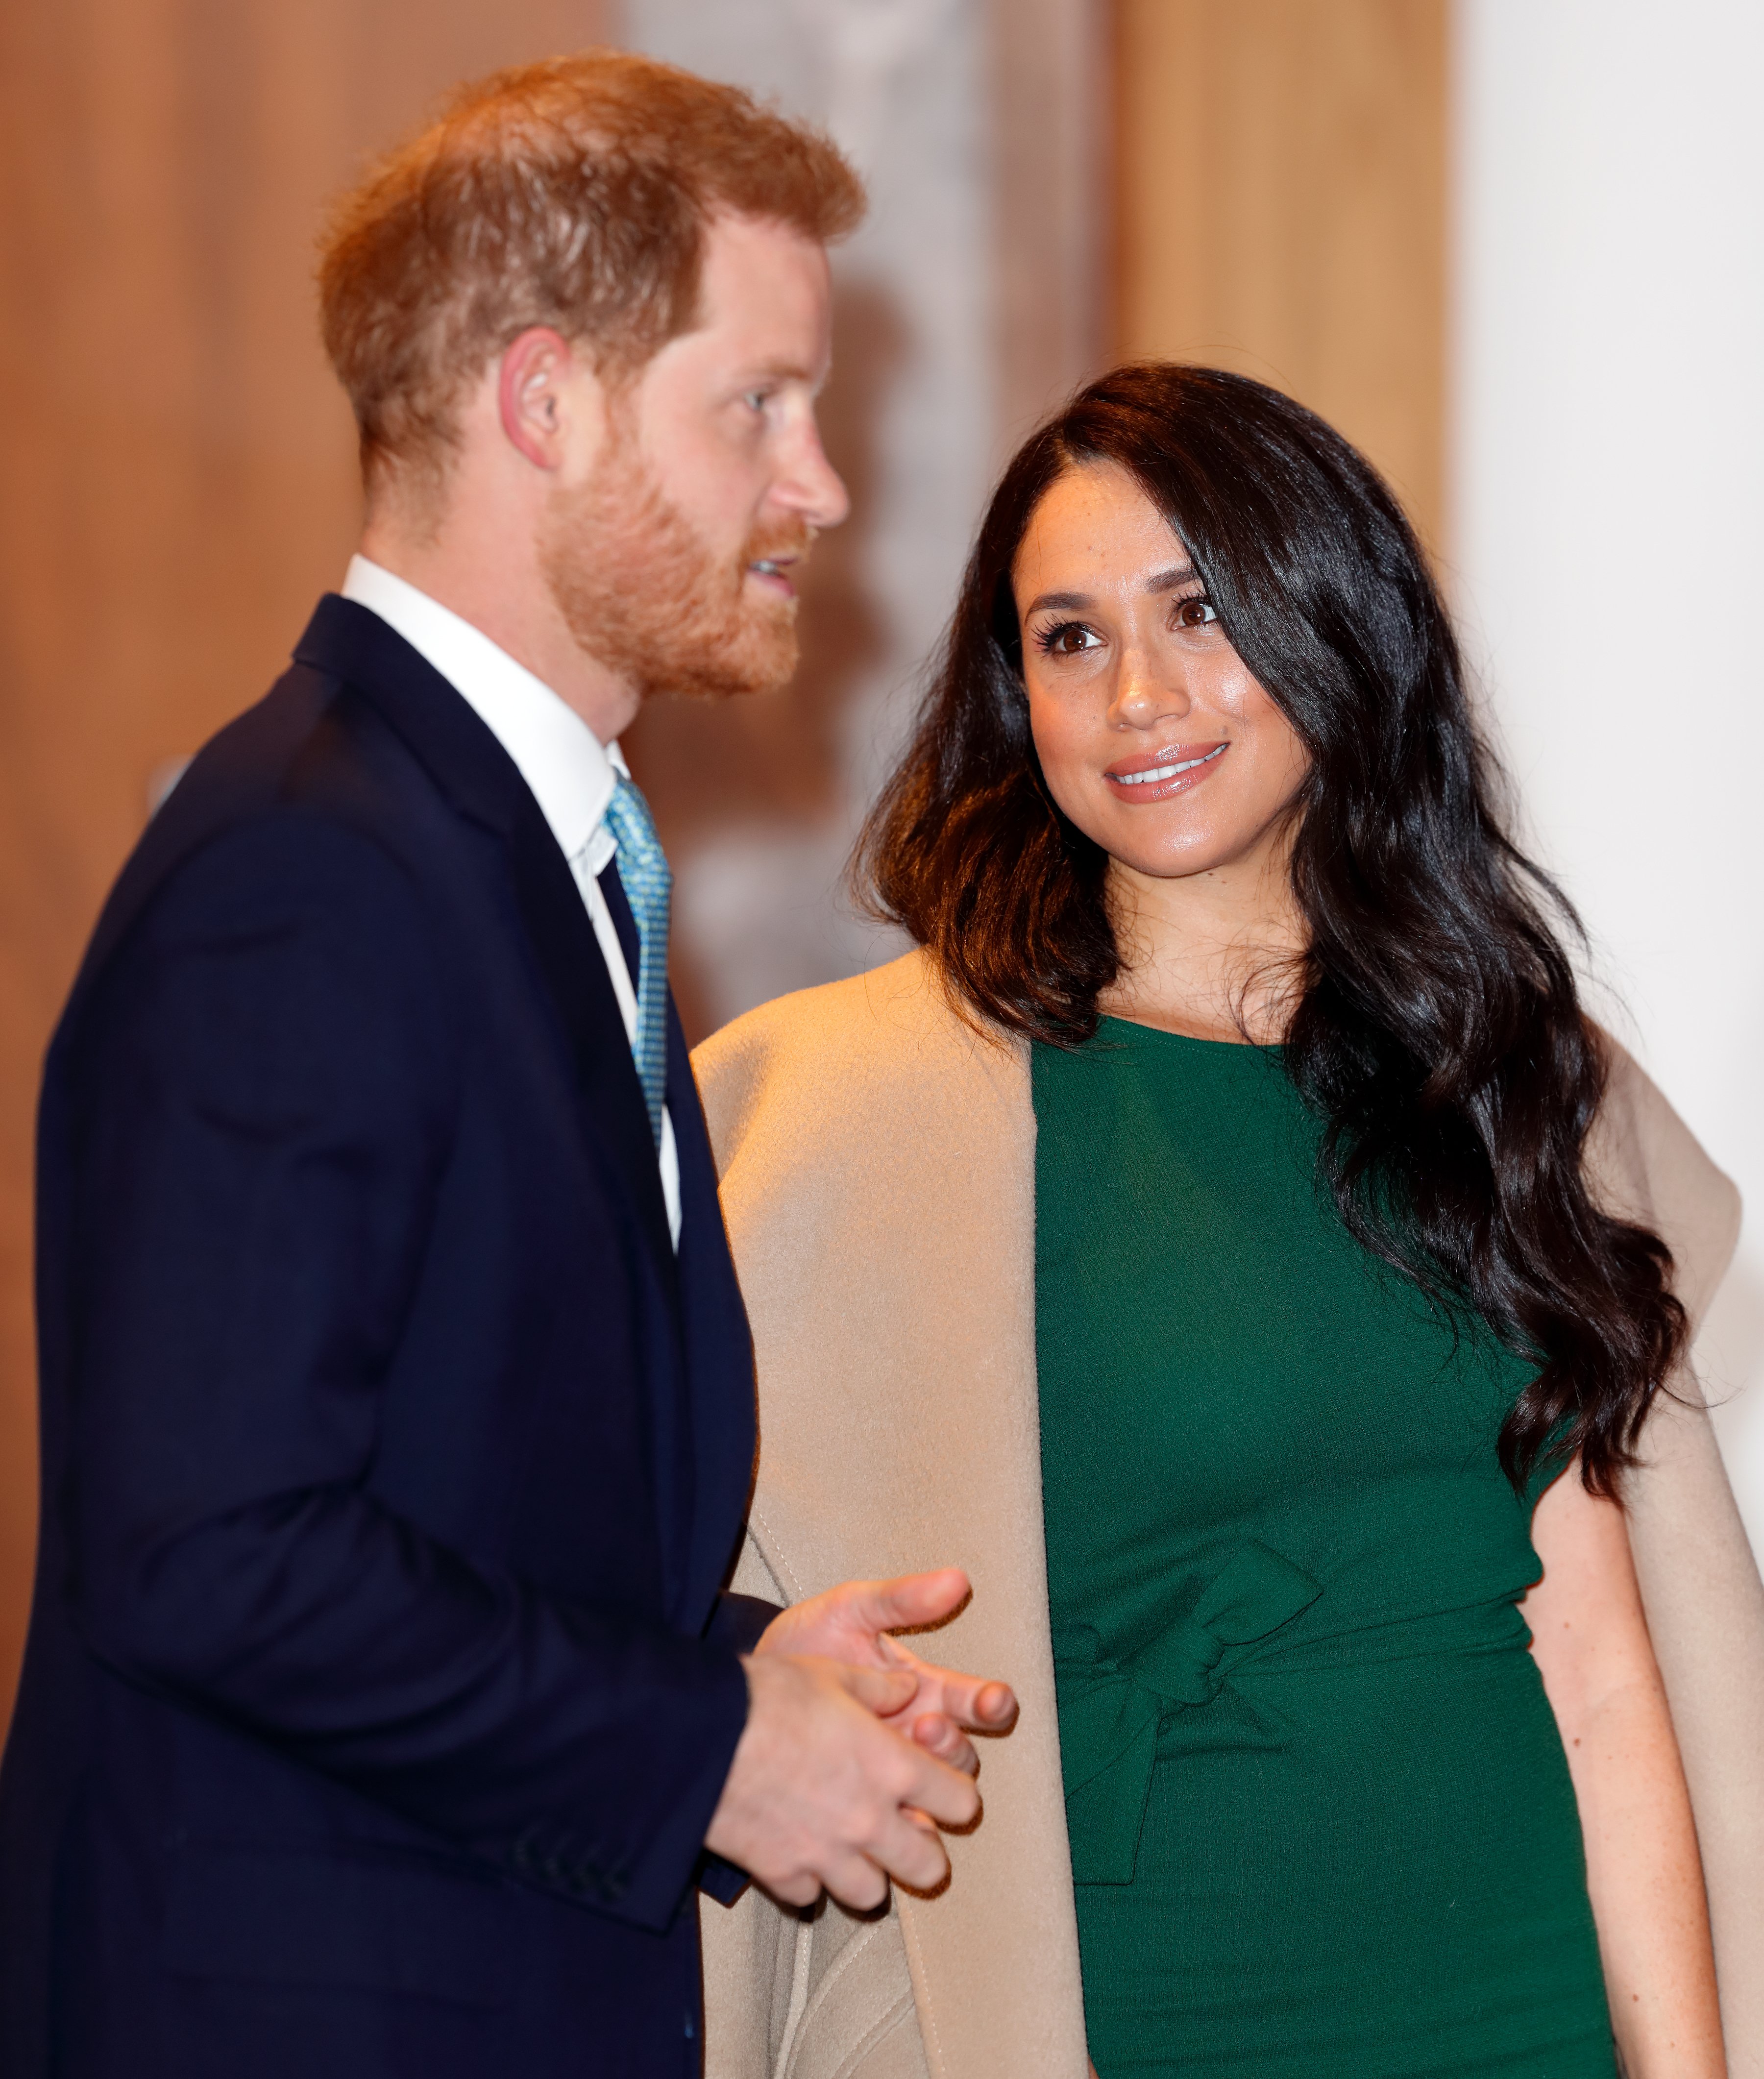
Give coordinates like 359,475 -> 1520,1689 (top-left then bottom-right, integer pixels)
858,1567 -> 971,1633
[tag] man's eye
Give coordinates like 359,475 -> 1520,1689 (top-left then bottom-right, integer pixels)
742,389 -> 773,413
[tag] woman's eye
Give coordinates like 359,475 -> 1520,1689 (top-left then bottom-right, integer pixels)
742,389 -> 772,414
1034,621 -> 1101,658
1173,596 -> 1219,630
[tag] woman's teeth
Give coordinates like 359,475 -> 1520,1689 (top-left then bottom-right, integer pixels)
750,559 -> 783,577
1113,745 -> 1226,785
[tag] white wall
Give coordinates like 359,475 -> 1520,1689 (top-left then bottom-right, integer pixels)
1452,0 -> 1764,1553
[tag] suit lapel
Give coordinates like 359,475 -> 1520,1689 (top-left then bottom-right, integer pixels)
294,596 -> 677,1285
666,997 -> 759,1622
597,858 -> 642,978
500,815 -> 677,1283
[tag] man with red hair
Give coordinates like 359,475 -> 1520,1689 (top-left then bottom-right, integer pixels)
0,52 -> 1013,2078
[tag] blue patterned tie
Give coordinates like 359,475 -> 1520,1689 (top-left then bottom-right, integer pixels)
602,773 -> 672,1147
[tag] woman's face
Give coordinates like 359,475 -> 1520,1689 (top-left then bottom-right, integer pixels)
1012,462 -> 1310,883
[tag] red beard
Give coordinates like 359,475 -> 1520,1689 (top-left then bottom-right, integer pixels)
540,433 -> 811,703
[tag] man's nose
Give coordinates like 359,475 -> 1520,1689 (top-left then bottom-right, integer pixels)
777,415 -> 851,531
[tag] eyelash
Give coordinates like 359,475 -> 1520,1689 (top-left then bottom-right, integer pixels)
1029,596 -> 1219,656
1031,621 -> 1099,657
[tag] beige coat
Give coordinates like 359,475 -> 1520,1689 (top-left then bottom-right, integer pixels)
693,950 -> 1764,2079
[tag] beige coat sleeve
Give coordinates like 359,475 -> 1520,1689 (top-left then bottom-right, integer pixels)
1587,1038 -> 1764,2074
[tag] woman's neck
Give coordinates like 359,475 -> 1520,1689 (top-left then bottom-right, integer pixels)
1097,831 -> 1308,1045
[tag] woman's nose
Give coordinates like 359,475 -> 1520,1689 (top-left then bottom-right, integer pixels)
1110,653 -> 1191,729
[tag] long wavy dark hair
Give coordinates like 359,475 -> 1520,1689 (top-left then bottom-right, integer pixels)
859,362 -> 1683,1494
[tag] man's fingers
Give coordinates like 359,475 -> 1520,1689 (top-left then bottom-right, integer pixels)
910,1712 -> 979,1775
897,1743 -> 981,1832
835,1661 -> 918,1715
969,1679 -> 1018,1728
762,1868 -> 823,1909
866,1809 -> 953,1895
923,1669 -> 1019,1731
820,1850 -> 892,1915
708,1651 -> 982,1917
888,1651 -> 1021,1733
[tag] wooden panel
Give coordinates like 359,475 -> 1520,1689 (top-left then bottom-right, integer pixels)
0,0 -> 604,1734
1114,0 -> 1448,550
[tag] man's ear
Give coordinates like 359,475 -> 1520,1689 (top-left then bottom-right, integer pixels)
497,327 -> 604,471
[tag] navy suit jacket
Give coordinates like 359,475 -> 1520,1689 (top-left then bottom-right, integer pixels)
0,598 -> 772,2077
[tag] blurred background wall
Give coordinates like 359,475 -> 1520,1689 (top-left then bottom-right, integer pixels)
618,0 -> 1105,1034
0,0 -> 1756,1739
1452,0 -> 1764,1558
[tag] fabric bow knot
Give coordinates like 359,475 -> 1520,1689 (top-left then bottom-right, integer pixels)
1053,1539 -> 1323,1885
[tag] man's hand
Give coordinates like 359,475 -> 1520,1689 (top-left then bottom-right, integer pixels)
752,1569 -> 1018,1774
704,1652 -> 981,1909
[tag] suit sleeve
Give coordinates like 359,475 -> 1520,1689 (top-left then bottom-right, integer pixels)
693,1592 -> 783,1908
705,1592 -> 784,1657
65,814 -> 749,1932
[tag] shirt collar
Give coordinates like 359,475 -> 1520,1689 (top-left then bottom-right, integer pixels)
342,555 -> 625,863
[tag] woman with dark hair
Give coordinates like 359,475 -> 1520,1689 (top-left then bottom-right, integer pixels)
694,367 -> 1763,2079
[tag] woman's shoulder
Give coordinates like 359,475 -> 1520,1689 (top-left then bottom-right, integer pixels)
690,948 -> 1027,1173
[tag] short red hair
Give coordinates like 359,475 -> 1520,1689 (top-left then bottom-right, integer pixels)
318,51 -> 864,490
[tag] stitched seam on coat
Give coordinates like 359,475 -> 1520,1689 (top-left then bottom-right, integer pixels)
897,1901 -> 945,2078
784,1915 -> 881,2073
742,1527 -> 788,1604
828,1989 -> 919,2079
774,1908 -> 816,2079
751,1500 -> 808,1602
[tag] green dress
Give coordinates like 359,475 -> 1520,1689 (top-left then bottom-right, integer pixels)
1033,1021 -> 1615,2078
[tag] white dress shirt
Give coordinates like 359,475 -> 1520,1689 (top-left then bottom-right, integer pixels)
342,555 -> 682,1247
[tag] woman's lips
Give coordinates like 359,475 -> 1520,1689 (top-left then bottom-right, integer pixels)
1103,742 -> 1228,802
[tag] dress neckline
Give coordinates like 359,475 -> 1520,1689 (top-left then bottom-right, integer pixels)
1094,1011 -> 1283,1053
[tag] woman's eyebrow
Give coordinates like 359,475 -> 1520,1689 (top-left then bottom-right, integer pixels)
1024,564 -> 1201,617
1145,563 -> 1200,593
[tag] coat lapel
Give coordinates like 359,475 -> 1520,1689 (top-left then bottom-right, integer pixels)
692,952 -> 1090,2079
294,595 -> 677,1285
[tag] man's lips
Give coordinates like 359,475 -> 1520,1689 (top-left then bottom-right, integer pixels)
1103,741 -> 1229,801
745,553 -> 802,599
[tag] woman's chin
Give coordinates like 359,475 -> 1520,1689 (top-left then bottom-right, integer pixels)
1101,831 -> 1243,883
